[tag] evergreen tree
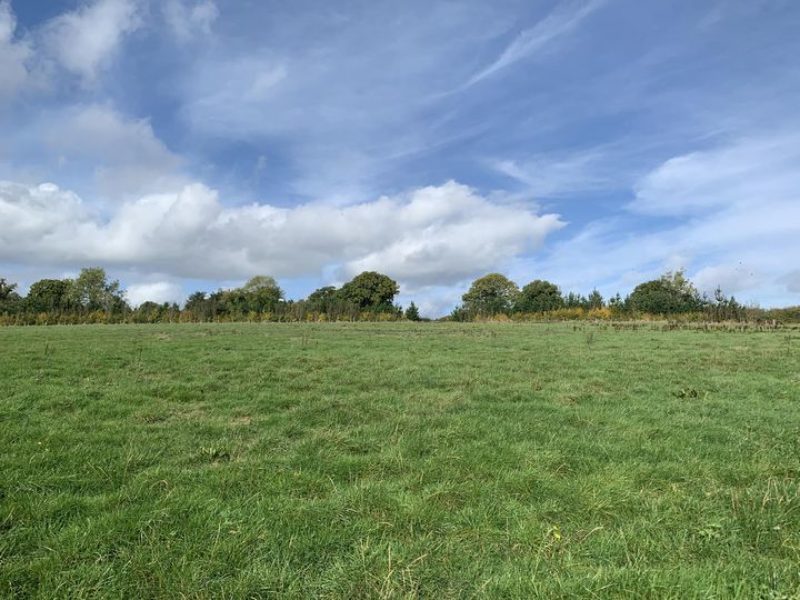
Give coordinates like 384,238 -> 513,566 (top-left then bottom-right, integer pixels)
405,302 -> 421,321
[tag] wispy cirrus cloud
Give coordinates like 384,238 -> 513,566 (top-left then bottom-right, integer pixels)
631,134 -> 800,216
492,149 -> 615,198
176,2 -> 511,202
459,0 -> 605,90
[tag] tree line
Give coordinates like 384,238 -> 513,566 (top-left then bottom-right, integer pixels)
449,271 -> 752,322
0,269 -> 420,325
1,267 -> 797,326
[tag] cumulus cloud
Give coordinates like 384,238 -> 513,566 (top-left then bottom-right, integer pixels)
341,185 -> 563,287
517,134 -> 800,306
41,104 -> 185,200
0,180 -> 563,290
41,0 -> 141,82
126,280 -> 185,307
0,0 -> 142,98
2,103 -> 185,202
163,0 -> 219,41
0,1 -> 33,101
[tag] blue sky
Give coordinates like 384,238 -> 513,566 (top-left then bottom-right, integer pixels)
1,0 -> 799,315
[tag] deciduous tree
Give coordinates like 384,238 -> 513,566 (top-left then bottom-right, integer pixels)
339,272 -> 399,311
241,275 -> 283,312
462,273 -> 519,316
515,279 -> 563,313
628,270 -> 703,314
68,268 -> 127,314
306,286 -> 339,313
0,278 -> 21,314
27,279 -> 71,313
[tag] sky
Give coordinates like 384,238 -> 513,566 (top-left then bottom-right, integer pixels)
1,0 -> 799,315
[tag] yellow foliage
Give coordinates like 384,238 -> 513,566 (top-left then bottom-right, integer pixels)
587,307 -> 612,320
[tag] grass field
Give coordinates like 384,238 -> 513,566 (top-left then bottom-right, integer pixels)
1,323 -> 799,598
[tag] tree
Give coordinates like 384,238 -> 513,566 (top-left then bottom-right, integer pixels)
706,286 -> 744,322
241,275 -> 283,312
339,272 -> 399,311
462,273 -> 519,316
306,286 -> 339,313
68,267 -> 127,314
185,291 -> 207,310
184,291 -> 214,321
628,270 -> 704,315
0,278 -> 21,314
563,292 -> 585,309
26,279 -> 71,313
405,302 -> 421,321
586,289 -> 604,310
208,276 -> 284,317
0,278 -> 17,300
207,290 -> 227,317
515,280 -> 563,313
608,293 -> 625,313
448,305 -> 471,322
136,301 -> 163,322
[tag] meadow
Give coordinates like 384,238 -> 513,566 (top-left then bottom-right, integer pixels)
1,322 -> 799,598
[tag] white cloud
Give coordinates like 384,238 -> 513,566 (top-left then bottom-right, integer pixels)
342,184 -> 563,287
41,0 -> 141,82
0,180 -> 563,291
517,134 -> 800,306
462,0 -> 603,89
3,104 -> 186,202
492,149 -> 614,197
163,0 -> 219,42
0,182 -> 92,253
396,285 -> 468,319
0,0 -> 142,98
126,281 -> 184,307
185,58 -> 287,123
0,1 -> 33,101
42,104 -> 185,200
178,3 -> 505,201
692,264 -> 762,296
631,135 -> 800,216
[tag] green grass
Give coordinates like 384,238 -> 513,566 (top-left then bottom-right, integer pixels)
1,323 -> 799,598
